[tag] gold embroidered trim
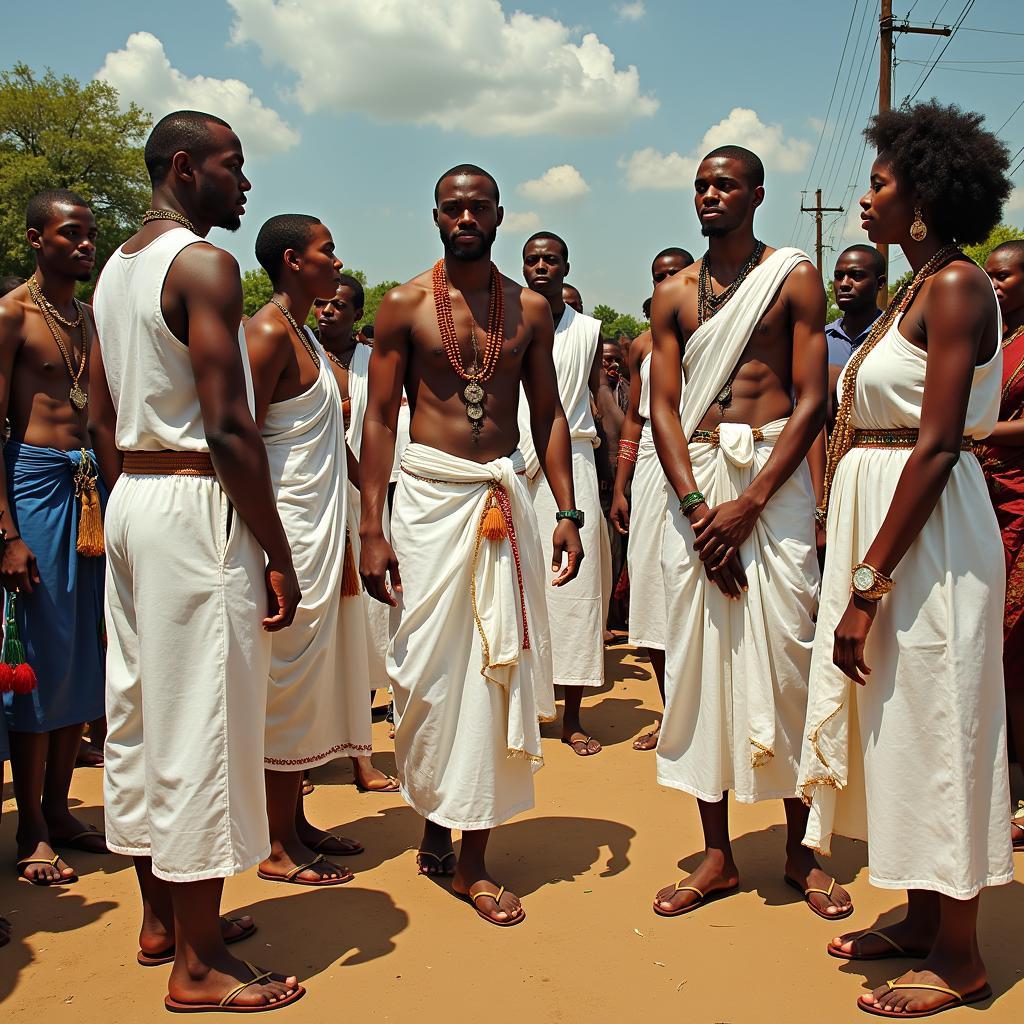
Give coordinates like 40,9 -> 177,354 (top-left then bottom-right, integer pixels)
750,739 -> 774,768
691,427 -> 765,446
852,428 -> 975,452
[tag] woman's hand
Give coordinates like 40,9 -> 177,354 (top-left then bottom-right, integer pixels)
833,594 -> 878,685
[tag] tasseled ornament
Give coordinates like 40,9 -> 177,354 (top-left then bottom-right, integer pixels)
341,532 -> 361,597
1,592 -> 36,693
75,451 -> 104,557
481,491 -> 507,542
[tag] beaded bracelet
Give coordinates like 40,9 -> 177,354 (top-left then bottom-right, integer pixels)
679,491 -> 705,516
617,439 -> 639,464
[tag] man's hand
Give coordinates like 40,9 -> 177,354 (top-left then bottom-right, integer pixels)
263,559 -> 301,631
684,501 -> 748,599
691,496 -> 760,567
833,594 -> 877,686
360,532 -> 403,606
550,520 -> 584,587
1,538 -> 40,594
610,489 -> 630,535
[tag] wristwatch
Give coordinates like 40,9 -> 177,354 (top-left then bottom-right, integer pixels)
851,562 -> 893,601
555,509 -> 585,529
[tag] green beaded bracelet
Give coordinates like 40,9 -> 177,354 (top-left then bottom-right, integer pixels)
679,491 -> 705,516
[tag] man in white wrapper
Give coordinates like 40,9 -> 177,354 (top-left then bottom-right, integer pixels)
313,276 -> 402,791
359,165 -> 584,927
647,145 -> 853,921
90,111 -> 304,1012
245,215 -> 372,888
519,231 -> 613,756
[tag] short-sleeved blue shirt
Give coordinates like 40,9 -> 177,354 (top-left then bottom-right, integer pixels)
825,310 -> 882,368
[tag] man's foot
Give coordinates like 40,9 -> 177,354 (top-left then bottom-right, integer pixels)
42,811 -> 108,854
652,853 -> 739,916
139,915 -> 256,966
562,731 -> 601,756
257,847 -> 353,886
351,757 -> 400,793
633,721 -> 660,751
784,851 -> 853,919
75,736 -> 103,768
830,917 -> 936,962
417,822 -> 455,876
296,822 -> 364,857
858,959 -> 991,1018
167,955 -> 303,1011
452,872 -> 524,926
16,839 -> 77,885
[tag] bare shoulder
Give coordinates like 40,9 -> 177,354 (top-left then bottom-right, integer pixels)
244,305 -> 289,346
0,287 -> 28,345
928,257 -> 992,300
173,242 -> 241,294
656,265 -> 697,307
379,273 -> 430,318
517,282 -> 550,321
632,330 -> 653,359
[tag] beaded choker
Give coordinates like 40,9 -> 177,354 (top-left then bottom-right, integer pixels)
432,259 -> 505,440
142,209 -> 197,233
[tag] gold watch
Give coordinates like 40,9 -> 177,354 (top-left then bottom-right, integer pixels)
851,563 -> 893,601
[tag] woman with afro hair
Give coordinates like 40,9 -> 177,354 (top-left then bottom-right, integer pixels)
798,100 -> 1014,1018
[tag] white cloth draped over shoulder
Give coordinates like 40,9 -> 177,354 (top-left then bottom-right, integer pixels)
387,443 -> 554,831
262,330 -> 372,768
517,306 -> 607,688
798,311 -> 1013,898
656,248 -> 820,803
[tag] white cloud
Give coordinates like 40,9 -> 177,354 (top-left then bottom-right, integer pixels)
518,165 -> 590,202
616,2 -> 646,21
1008,187 -> 1024,213
621,107 -> 812,191
97,31 -> 299,159
227,0 -> 658,137
502,210 -> 541,232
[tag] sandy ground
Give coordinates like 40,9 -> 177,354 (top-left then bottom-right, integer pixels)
1,646 -> 1022,1023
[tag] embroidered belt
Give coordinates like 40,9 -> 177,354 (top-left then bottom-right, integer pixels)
690,427 -> 765,446
401,466 -> 527,483
121,451 -> 216,476
851,429 -> 976,452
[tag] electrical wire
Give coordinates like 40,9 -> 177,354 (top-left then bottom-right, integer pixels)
905,0 -> 977,103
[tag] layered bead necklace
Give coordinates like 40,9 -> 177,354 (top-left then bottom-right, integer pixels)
819,242 -> 962,514
142,209 -> 197,233
27,276 -> 88,410
432,259 -> 505,440
697,240 -> 766,413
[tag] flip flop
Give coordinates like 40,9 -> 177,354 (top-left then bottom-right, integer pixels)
652,881 -> 739,917
632,724 -> 660,751
785,874 -> 853,920
309,833 -> 364,856
256,854 -> 353,887
50,827 -> 109,854
562,734 -> 601,756
828,929 -> 923,962
164,961 -> 306,1013
857,980 -> 992,1018
138,917 -> 257,967
460,885 -> 525,927
416,850 -> 457,876
355,774 -> 400,794
16,854 -> 77,886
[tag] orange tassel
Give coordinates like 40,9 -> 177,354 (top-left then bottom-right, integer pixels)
481,494 -> 507,542
75,451 -> 104,557
341,532 -> 361,597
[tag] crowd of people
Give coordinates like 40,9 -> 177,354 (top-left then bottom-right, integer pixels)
0,97 -> 1020,1017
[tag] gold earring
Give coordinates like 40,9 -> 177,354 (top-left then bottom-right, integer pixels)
910,205 -> 928,242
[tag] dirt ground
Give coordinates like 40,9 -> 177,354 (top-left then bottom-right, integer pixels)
1,646 -> 1022,1023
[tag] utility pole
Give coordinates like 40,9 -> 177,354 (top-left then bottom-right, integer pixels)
876,0 -> 951,304
801,188 -> 844,277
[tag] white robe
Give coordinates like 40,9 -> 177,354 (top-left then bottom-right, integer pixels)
799,315 -> 1013,898
657,249 -> 819,802
627,352 -> 673,650
518,307 -> 608,687
263,333 -> 372,768
387,444 -> 555,830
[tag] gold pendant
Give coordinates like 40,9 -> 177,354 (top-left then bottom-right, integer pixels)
464,381 -> 484,404
466,403 -> 484,422
70,384 -> 88,410
715,381 -> 731,410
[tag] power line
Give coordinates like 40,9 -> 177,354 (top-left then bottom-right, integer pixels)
998,99 -> 1024,135
898,63 -> 1024,76
905,0 -> 977,103
959,27 -> 1024,37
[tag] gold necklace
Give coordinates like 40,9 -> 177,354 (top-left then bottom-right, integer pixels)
26,277 -> 88,410
29,276 -> 82,329
269,298 -> 321,370
142,209 -> 197,233
820,242 -> 962,514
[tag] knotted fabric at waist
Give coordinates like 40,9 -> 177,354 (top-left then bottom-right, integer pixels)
852,428 -> 976,452
687,418 -> 788,469
121,450 -> 216,476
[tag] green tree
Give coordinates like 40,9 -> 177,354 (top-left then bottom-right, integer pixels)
0,63 -> 151,296
241,268 -> 273,318
358,279 -> 400,330
591,303 -> 617,331
590,303 -> 645,340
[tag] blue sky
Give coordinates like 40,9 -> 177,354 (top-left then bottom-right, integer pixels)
2,0 -> 1022,313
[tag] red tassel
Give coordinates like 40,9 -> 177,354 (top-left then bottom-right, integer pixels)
11,662 -> 36,694
0,663 -> 13,693
341,532 -> 361,597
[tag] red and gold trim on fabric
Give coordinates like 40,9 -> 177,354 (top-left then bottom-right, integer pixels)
264,741 -> 374,766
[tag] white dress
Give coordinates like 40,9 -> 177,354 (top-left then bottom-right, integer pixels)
800,314 -> 1014,899
627,351 -> 671,650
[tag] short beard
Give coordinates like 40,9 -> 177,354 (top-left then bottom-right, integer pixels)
701,224 -> 728,238
440,226 -> 496,262
196,178 -> 242,232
